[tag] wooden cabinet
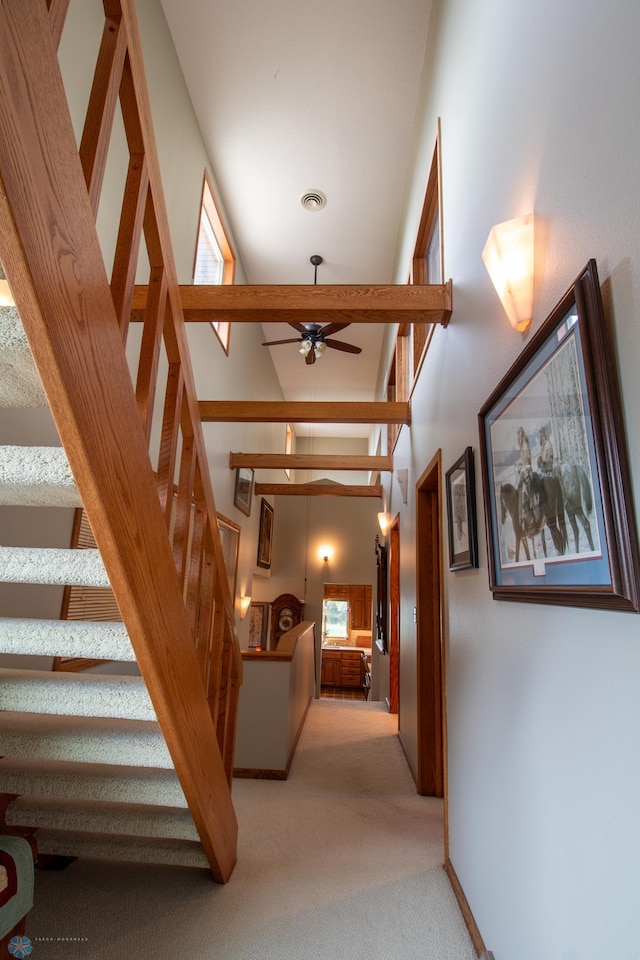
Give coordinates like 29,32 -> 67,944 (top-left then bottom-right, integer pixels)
339,649 -> 363,687
349,585 -> 372,630
321,648 -> 366,689
324,584 -> 351,600
321,650 -> 341,686
324,583 -> 372,632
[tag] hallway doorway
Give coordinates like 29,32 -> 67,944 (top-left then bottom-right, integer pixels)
415,451 -> 446,799
320,583 -> 373,701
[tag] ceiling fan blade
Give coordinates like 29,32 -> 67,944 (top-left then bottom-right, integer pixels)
319,322 -> 351,337
305,348 -> 316,365
325,338 -> 362,354
261,338 -> 302,346
287,321 -> 309,334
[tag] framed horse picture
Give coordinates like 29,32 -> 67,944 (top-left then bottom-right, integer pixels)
478,260 -> 640,611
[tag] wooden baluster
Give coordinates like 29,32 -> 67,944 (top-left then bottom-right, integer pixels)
47,0 -> 71,50
184,501 -> 206,631
110,153 -> 149,338
79,13 -> 127,217
136,264 -> 168,441
173,434 -> 196,582
157,363 -> 183,521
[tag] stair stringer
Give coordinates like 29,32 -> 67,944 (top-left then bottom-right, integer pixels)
0,0 -> 241,882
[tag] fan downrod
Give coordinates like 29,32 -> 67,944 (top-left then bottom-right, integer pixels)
310,254 -> 323,284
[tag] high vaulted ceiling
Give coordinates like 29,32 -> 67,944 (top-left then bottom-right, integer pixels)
159,0 -> 434,433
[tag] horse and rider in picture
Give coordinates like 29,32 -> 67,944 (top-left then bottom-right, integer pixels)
499,425 -> 595,563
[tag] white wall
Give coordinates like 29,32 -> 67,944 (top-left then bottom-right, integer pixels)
390,1 -> 640,957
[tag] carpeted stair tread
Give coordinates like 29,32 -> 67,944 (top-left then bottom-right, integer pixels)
32,828 -> 209,868
0,306 -> 48,408
0,667 -> 155,720
0,618 -> 134,661
0,757 -> 187,807
5,795 -> 199,841
0,712 -> 173,767
0,546 -> 109,586
0,304 -> 212,870
0,445 -> 81,507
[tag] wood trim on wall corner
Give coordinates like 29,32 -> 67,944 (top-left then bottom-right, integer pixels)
397,729 -> 418,786
444,858 -> 487,957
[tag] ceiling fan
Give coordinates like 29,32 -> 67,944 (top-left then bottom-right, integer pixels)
261,254 -> 363,365
262,321 -> 362,365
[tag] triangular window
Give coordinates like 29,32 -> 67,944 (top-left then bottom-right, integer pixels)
193,172 -> 235,353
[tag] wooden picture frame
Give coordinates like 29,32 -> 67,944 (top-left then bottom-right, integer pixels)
256,498 -> 274,569
478,260 -> 640,611
445,446 -> 479,571
248,601 -> 269,649
375,535 -> 388,654
234,466 -> 253,516
216,513 -> 240,604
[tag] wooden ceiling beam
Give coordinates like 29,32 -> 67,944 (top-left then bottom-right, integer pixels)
131,281 -> 452,325
199,401 -> 410,424
254,483 -> 382,498
229,453 -> 393,471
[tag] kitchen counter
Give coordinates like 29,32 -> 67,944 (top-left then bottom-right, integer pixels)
321,642 -> 370,652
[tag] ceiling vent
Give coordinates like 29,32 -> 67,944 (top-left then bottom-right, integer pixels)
300,190 -> 327,211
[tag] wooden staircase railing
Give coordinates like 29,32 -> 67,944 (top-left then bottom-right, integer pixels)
0,0 -> 241,882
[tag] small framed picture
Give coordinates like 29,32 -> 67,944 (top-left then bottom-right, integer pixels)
257,498 -> 274,569
234,467 -> 253,516
445,446 -> 479,571
248,602 -> 269,649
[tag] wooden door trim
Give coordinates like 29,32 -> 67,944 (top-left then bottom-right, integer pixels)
415,450 -> 447,811
389,515 -> 400,714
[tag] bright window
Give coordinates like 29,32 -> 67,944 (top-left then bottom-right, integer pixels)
193,172 -> 235,353
323,599 -> 349,638
410,119 -> 444,378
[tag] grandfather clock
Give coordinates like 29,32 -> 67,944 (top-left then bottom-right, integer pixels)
270,593 -> 304,648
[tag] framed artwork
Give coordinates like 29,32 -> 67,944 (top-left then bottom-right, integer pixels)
216,513 -> 240,604
248,602 -> 270,649
445,446 -> 479,571
256,498 -> 274,569
375,535 -> 388,654
478,260 -> 640,611
234,467 -> 253,516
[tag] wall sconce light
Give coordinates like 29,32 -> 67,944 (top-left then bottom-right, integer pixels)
318,545 -> 334,563
377,512 -> 391,537
239,596 -> 252,619
396,468 -> 408,506
482,214 -> 534,333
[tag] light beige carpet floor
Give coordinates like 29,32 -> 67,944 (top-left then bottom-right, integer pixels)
26,700 -> 476,959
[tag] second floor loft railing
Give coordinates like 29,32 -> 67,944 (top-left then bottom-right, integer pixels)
0,0 -> 241,882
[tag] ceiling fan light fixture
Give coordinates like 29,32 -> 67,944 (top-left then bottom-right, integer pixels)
300,190 -> 327,212
314,341 -> 326,356
299,340 -> 312,356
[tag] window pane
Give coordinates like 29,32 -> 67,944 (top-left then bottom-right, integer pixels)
323,599 -> 349,637
425,211 -> 441,284
193,173 -> 235,353
194,212 -> 224,285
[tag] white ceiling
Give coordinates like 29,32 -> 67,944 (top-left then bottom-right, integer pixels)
160,0 -> 433,435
